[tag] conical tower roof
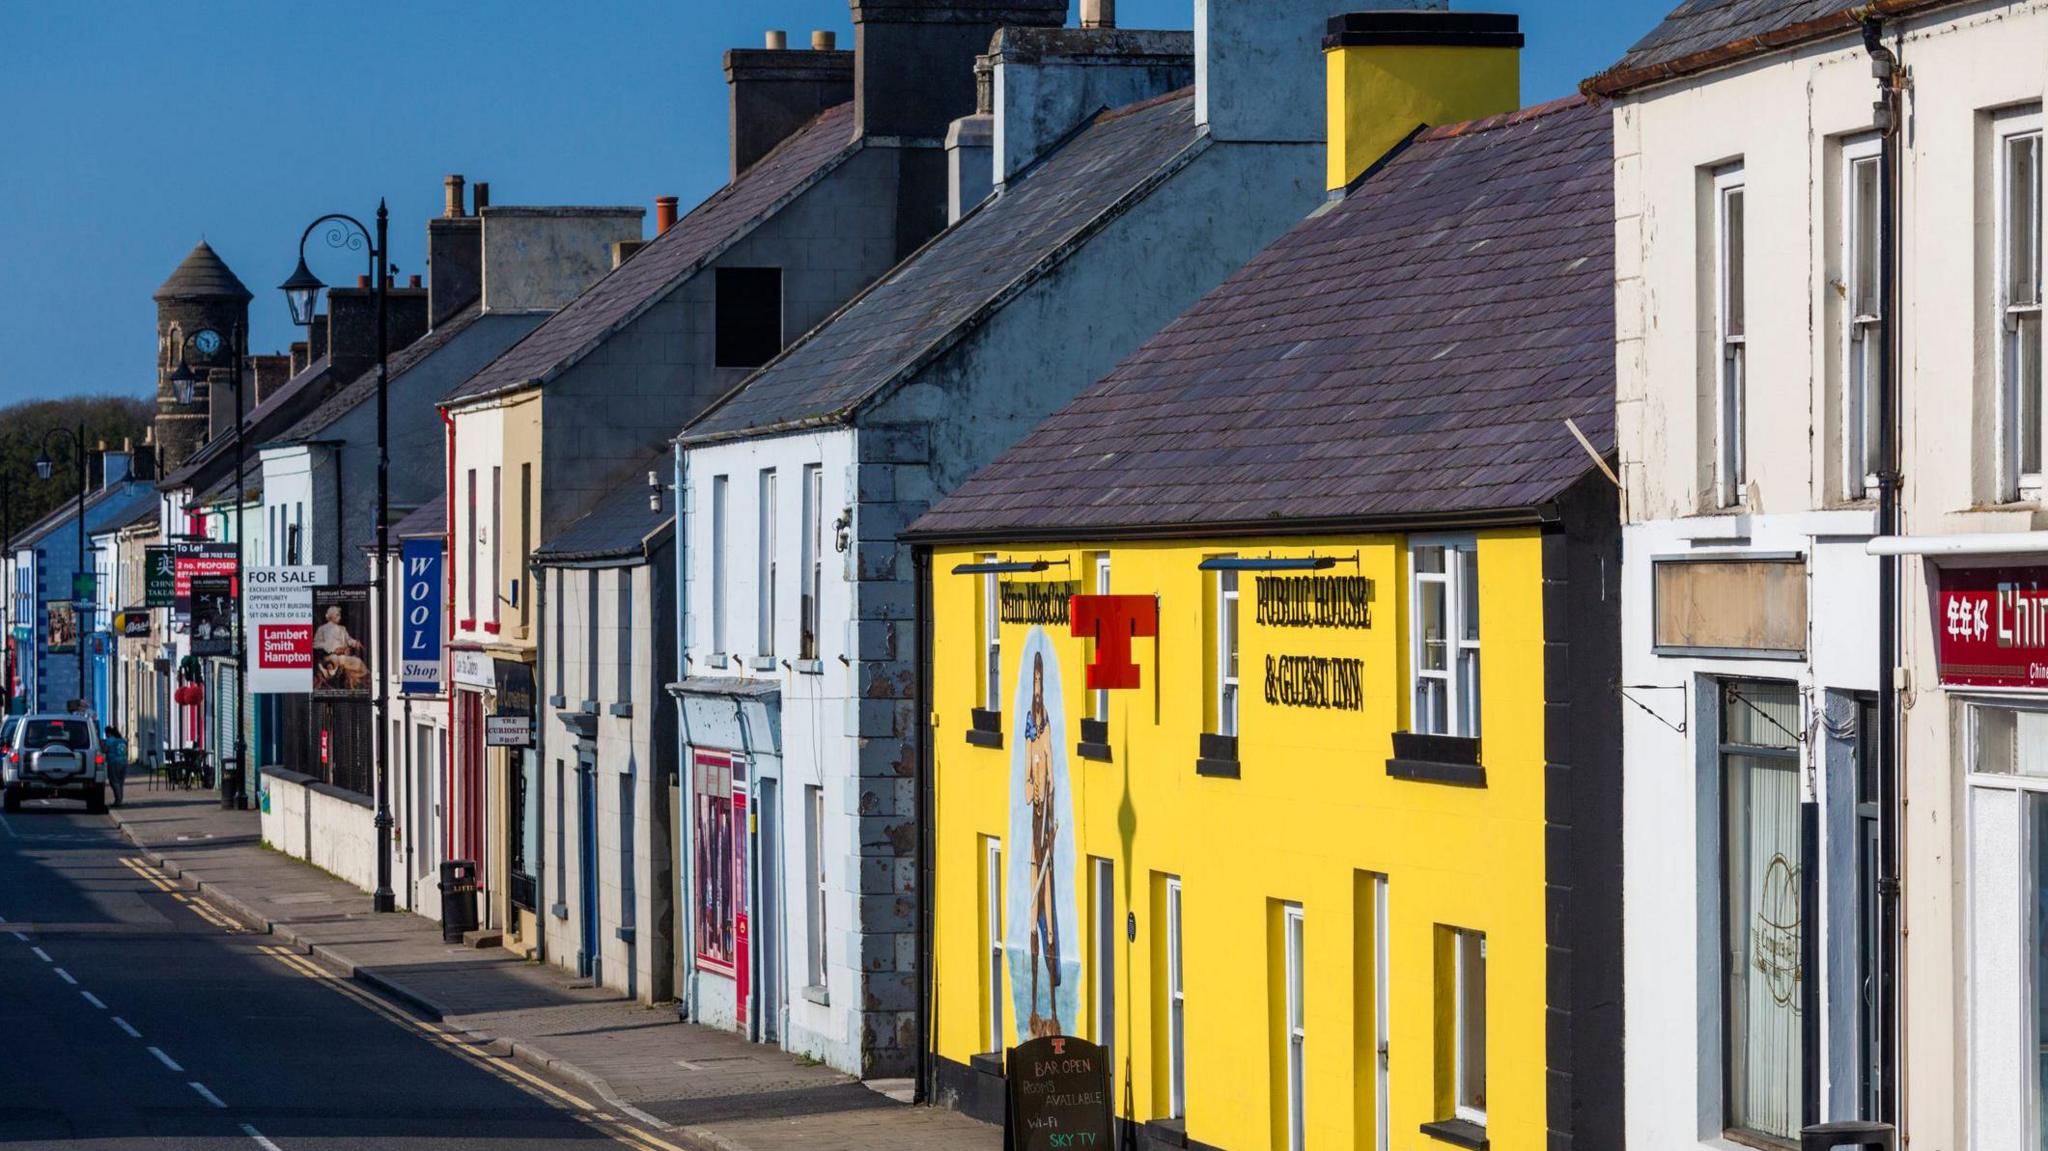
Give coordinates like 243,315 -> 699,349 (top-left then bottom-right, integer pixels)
153,240 -> 252,302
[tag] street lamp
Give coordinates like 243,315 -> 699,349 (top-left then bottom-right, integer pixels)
35,427 -> 88,713
282,204 -> 395,914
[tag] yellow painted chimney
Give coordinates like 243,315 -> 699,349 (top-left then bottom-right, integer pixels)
1323,10 -> 1522,192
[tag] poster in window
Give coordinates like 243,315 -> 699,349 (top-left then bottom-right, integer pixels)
1006,627 -> 1080,1042
46,601 -> 77,654
311,585 -> 372,699
693,749 -> 744,978
190,576 -> 236,657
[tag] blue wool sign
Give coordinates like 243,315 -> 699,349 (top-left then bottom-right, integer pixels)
400,539 -> 444,695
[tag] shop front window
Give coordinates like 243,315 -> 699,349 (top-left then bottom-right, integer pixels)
1721,679 -> 1803,1144
1966,704 -> 2048,1146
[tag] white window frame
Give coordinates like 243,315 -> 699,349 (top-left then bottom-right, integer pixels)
1092,553 -> 1111,723
1092,857 -> 1115,1056
1216,565 -> 1239,737
1842,136 -> 1884,499
1409,539 -> 1480,738
1166,874 -> 1186,1118
710,475 -> 728,656
800,463 -> 822,661
757,470 -> 776,657
1284,903 -> 1306,1151
1998,113 -> 2044,501
490,465 -> 502,626
1372,877 -> 1391,1151
986,838 -> 1004,1051
1453,928 -> 1487,1127
1716,166 -> 1749,508
983,556 -> 1001,711
806,784 -> 827,987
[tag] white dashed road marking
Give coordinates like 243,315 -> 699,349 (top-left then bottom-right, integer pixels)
240,1124 -> 284,1151
148,1046 -> 184,1072
112,1016 -> 141,1039
31,946 -> 50,962
9,931 -> 26,941
54,967 -> 76,985
189,1081 -> 227,1109
81,990 -> 105,1009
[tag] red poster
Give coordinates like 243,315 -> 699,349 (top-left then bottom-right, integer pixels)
1936,565 -> 2048,687
693,750 -> 740,976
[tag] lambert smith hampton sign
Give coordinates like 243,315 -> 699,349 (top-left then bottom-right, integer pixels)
1936,566 -> 2048,688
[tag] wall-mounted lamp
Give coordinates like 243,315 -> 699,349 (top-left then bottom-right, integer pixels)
951,557 -> 1073,575
1198,552 -> 1358,572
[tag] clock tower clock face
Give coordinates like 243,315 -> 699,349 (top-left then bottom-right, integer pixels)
193,329 -> 222,356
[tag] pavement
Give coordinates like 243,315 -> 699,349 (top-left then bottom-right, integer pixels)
103,783 -> 1000,1151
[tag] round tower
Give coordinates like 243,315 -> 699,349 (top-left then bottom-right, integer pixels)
152,241 -> 251,474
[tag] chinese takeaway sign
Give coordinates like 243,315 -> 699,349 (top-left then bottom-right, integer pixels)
1937,565 -> 2048,687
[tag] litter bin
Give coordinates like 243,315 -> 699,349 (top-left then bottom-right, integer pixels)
219,757 -> 246,811
439,860 -> 480,943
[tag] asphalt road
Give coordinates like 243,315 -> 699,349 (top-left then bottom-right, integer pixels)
0,797 -> 683,1151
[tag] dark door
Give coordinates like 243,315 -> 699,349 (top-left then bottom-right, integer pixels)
578,753 -> 600,980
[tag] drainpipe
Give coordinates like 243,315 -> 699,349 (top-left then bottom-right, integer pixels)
534,555 -> 548,965
1862,15 -> 1904,1133
674,440 -> 695,1021
442,407 -> 458,870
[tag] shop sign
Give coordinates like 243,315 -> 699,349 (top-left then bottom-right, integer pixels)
247,566 -> 325,694
1936,565 -> 2048,688
1264,654 -> 1364,710
145,546 -> 177,608
46,601 -> 76,654
400,539 -> 444,695
1068,594 -> 1158,690
1000,580 -> 1077,626
1651,556 -> 1806,658
72,572 -> 96,604
189,576 -> 237,657
451,649 -> 493,690
1004,1035 -> 1114,1151
311,585 -> 372,699
484,715 -> 532,747
121,612 -> 153,639
693,749 -> 746,1005
173,541 -> 237,615
494,659 -> 535,716
1255,574 -> 1373,628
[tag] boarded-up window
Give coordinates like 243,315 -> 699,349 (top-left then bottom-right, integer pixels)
1653,557 -> 1805,657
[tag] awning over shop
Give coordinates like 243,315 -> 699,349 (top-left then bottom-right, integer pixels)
1869,532 -> 2048,559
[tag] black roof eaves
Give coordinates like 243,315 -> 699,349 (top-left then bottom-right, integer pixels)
901,493 -> 1578,547
445,136 -> 866,412
678,117 -> 1214,447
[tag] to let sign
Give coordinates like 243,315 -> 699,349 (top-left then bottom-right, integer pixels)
1937,565 -> 2048,687
1005,1035 -> 1114,1151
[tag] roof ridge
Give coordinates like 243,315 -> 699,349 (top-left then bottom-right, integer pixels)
1416,93 -> 1591,141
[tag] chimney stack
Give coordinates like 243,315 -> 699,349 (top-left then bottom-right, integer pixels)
848,0 -> 1063,142
328,281 -> 429,384
1198,0 -> 1447,144
812,30 -> 836,49
289,340 -> 310,377
723,36 -> 854,179
1081,0 -> 1115,28
428,173 -> 484,325
766,29 -> 788,49
656,196 -> 679,236
444,174 -> 467,218
473,182 -> 490,211
946,56 -> 995,223
1321,8 -> 1520,191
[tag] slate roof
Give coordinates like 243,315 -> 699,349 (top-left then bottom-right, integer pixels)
681,89 -> 1203,445
394,493 -> 446,540
160,354 -> 333,489
532,457 -> 673,565
1586,0 -> 1963,94
907,96 -> 1615,542
13,482 -> 160,552
154,241 -> 252,301
443,102 -> 860,407
281,303 -> 482,442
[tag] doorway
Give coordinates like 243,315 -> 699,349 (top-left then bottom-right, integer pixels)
756,777 -> 781,1044
578,751 -> 600,980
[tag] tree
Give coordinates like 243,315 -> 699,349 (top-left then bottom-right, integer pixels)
0,396 -> 155,545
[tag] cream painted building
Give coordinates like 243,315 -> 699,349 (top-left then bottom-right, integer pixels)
1594,0 -> 2048,1146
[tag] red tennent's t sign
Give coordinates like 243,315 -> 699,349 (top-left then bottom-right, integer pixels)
1070,594 -> 1158,690
1936,566 -> 2048,687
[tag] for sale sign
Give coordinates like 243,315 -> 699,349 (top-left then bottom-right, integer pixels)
247,566 -> 326,694
1936,565 -> 2048,688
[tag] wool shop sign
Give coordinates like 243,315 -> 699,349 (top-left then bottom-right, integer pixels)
1255,575 -> 1374,629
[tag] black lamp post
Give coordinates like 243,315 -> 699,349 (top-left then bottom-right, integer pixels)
282,205 -> 394,913
171,324 -> 249,809
34,426 -> 88,712
2,473 -> 12,713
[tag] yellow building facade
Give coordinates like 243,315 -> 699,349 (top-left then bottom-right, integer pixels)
927,518 -> 1614,1150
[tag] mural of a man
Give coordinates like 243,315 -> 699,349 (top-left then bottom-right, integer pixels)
1024,651 -> 1062,1037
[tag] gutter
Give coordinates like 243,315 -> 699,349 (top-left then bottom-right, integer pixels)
900,501 -> 1557,548
1583,0 -> 1966,98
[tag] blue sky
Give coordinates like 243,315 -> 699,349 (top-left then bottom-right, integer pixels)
0,1 -> 1665,407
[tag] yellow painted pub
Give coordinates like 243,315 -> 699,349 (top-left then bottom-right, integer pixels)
905,36 -> 1622,1151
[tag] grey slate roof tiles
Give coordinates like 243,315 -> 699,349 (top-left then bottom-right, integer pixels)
907,95 -> 1614,541
154,241 -> 252,301
533,456 -> 673,563
1592,0 -> 1964,89
281,303 -> 484,442
443,102 -> 860,406
394,493 -> 446,540
160,354 -> 333,489
679,88 -> 1203,444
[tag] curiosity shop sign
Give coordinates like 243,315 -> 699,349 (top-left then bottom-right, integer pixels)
1937,566 -> 2048,688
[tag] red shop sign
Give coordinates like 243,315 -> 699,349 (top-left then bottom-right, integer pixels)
1936,566 -> 2048,688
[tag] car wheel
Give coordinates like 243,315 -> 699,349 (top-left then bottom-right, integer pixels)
85,786 -> 106,815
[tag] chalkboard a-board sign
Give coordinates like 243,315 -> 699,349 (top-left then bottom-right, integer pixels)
1005,1035 -> 1114,1151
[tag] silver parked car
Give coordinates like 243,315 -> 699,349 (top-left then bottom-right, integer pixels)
2,713 -> 108,813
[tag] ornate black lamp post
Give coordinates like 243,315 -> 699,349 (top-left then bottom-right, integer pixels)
280,204 -> 395,913
34,427 -> 89,709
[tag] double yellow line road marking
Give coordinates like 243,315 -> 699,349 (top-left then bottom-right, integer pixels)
118,856 -> 244,934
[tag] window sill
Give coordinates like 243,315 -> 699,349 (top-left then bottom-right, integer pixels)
615,926 -> 636,944
748,656 -> 777,672
550,902 -> 569,920
1077,717 -> 1111,762
705,653 -> 729,670
608,702 -> 633,718
1195,732 -> 1238,778
1142,1118 -> 1188,1147
969,1051 -> 1006,1078
802,983 -> 829,1006
1420,1118 -> 1488,1149
1078,741 -> 1112,762
795,659 -> 823,675
1387,732 -> 1484,788
548,695 -> 566,709
965,729 -> 1003,749
966,708 -> 1003,749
